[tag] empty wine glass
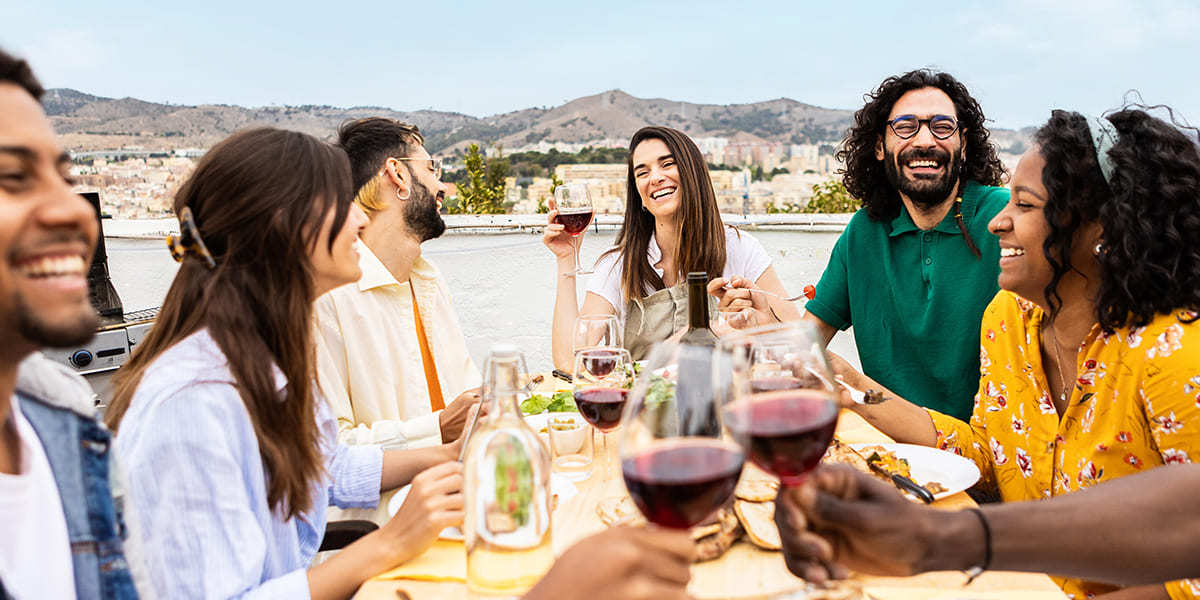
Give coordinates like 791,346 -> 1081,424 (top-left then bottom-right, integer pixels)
572,314 -> 622,354
554,183 -> 594,276
711,304 -> 759,337
721,322 -> 839,487
619,341 -> 745,529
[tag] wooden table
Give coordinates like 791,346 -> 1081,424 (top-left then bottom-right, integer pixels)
356,410 -> 1066,600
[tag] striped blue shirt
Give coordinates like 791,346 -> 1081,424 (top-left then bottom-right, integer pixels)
115,330 -> 383,599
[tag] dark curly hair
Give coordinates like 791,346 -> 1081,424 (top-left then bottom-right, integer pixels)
0,47 -> 44,100
1036,107 -> 1200,332
837,69 -> 1006,222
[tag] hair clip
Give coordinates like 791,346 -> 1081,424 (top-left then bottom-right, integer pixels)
166,206 -> 216,270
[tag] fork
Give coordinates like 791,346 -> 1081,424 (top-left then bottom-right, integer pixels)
722,285 -> 810,303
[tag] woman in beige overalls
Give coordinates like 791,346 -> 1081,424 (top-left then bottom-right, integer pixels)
544,126 -> 799,370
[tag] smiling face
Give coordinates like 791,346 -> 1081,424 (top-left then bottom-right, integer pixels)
0,83 -> 99,355
310,201 -> 368,296
989,149 -> 1054,302
875,87 -> 965,208
631,138 -> 681,221
989,147 -> 1102,307
393,147 -> 447,242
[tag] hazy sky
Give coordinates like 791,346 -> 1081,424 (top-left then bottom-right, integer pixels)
5,0 -> 1198,129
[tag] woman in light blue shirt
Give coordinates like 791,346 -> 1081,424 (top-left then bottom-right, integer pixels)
105,128 -> 466,600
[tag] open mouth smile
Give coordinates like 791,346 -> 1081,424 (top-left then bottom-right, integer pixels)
15,253 -> 88,279
650,186 -> 676,201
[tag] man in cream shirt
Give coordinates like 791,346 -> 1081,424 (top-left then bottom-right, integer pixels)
316,117 -> 481,466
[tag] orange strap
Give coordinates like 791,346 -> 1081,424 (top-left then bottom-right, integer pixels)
411,285 -> 445,411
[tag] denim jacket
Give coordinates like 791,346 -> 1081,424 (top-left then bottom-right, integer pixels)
3,354 -> 142,600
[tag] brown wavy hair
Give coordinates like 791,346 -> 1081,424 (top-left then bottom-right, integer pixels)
106,128 -> 354,520
611,126 -> 726,300
837,69 -> 1007,222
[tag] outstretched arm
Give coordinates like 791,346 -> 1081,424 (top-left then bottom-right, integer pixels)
777,464 -> 1200,585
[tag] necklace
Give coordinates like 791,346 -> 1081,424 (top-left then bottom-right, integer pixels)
1045,324 -> 1073,404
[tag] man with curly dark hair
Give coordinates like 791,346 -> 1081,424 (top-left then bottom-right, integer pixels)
804,69 -> 1010,421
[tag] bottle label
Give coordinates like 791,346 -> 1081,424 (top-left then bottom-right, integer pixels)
491,436 -> 534,531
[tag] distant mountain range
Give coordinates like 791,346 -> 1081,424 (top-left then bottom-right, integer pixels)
44,88 -> 1031,155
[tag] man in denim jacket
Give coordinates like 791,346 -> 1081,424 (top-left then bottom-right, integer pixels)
0,48 -> 141,599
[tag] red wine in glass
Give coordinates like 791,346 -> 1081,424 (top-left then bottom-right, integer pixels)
725,389 -> 838,486
622,439 -> 744,529
554,207 -> 594,235
582,348 -> 620,377
574,387 -> 627,432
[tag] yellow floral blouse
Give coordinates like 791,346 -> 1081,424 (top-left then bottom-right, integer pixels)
928,291 -> 1200,599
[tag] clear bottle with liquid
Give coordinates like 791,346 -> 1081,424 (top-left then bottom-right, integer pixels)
463,344 -> 554,596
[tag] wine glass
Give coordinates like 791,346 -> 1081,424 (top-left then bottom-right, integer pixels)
711,304 -> 759,337
721,321 -> 839,487
619,342 -> 745,529
572,347 -> 632,480
554,183 -> 594,276
572,314 -> 622,355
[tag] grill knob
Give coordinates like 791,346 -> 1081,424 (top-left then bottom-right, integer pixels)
70,349 -> 94,368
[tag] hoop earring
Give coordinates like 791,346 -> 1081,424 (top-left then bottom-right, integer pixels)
396,187 -> 410,201
1094,243 -> 1104,256
641,203 -> 649,212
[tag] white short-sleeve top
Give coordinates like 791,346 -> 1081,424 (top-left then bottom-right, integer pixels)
585,226 -> 772,324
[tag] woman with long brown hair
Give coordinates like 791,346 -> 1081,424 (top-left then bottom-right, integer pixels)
106,128 -> 464,599
545,126 -> 798,367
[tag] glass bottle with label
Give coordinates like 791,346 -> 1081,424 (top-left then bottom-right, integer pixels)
463,344 -> 553,595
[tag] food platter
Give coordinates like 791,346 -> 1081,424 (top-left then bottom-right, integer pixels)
848,443 -> 980,500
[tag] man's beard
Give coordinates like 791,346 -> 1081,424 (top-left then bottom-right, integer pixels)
405,179 -> 446,242
884,146 -> 963,208
15,288 -> 98,349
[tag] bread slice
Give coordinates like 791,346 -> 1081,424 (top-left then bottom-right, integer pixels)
734,500 -> 781,550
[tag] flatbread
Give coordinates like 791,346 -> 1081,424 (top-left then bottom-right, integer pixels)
595,496 -> 646,527
734,477 -> 779,502
693,508 -> 743,562
734,500 -> 781,550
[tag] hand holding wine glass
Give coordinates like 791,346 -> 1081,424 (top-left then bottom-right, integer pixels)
553,183 -> 594,276
722,322 -> 839,487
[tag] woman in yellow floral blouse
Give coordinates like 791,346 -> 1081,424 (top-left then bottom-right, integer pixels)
839,107 -> 1200,600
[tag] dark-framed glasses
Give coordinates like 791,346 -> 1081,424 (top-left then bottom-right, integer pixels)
886,115 -> 959,140
393,156 -> 443,179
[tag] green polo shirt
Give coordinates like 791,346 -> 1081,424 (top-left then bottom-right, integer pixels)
807,180 -> 1008,421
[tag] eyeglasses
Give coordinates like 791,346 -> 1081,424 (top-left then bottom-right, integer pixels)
392,156 -> 443,179
886,115 -> 959,140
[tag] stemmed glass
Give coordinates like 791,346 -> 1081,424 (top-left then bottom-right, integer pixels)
572,347 -> 632,480
554,183 -> 594,276
721,322 -> 839,487
619,342 -> 745,529
711,304 -> 759,338
572,314 -> 622,355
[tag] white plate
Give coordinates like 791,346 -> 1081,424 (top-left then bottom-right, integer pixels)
849,443 -> 980,500
386,473 -> 578,540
